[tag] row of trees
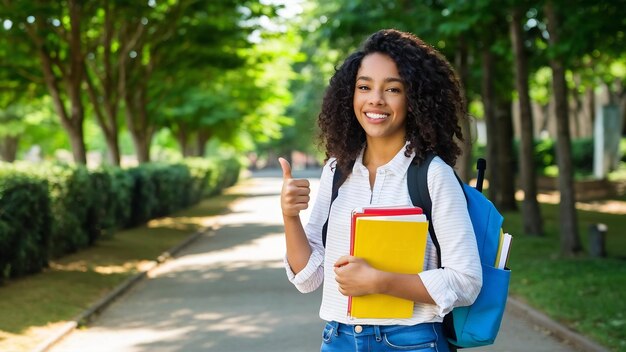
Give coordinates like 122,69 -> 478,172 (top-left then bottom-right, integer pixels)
0,0 -> 296,165
281,0 -> 626,255
2,1 -> 625,256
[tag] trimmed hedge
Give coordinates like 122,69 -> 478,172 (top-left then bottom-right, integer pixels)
0,156 -> 241,281
0,166 -> 51,282
39,163 -> 93,257
86,167 -> 133,243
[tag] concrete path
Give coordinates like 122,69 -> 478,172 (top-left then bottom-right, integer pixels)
47,169 -> 598,352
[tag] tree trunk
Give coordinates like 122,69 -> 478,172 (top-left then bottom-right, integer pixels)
84,67 -> 121,166
196,129 -> 211,157
122,67 -> 153,163
66,0 -> 87,164
571,75 -> 584,138
65,119 -> 87,164
133,134 -> 151,163
82,1 -> 121,166
138,83 -> 154,163
510,7 -> 543,236
104,134 -> 121,165
495,97 -> 517,211
482,46 -> 499,202
118,18 -> 152,164
26,2 -> 87,165
454,36 -> 472,182
545,1 -> 582,256
125,93 -> 153,163
176,125 -> 193,157
537,103 -> 550,135
620,88 -> 626,136
585,86 -> 595,130
0,136 -> 19,162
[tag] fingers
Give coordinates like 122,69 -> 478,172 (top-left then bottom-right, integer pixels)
282,181 -> 311,203
334,255 -> 352,268
279,157 -> 311,217
334,257 -> 375,297
289,178 -> 311,189
278,157 -> 292,179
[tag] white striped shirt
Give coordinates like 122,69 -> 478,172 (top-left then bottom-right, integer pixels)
284,145 -> 482,325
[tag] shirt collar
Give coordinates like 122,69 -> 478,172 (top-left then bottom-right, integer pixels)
353,142 -> 415,176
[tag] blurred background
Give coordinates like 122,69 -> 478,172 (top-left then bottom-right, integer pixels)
2,0 -> 626,256
3,0 -> 625,243
0,1 -> 625,351
0,0 -> 623,173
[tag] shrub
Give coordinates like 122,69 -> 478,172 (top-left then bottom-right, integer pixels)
85,167 -> 133,243
39,164 -> 93,257
126,166 -> 158,227
571,138 -> 594,174
107,167 -> 133,230
144,163 -> 193,217
0,166 -> 51,281
0,155 -> 242,282
183,157 -> 214,203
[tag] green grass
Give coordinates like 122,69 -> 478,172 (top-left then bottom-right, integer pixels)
0,190 -> 243,352
504,202 -> 626,352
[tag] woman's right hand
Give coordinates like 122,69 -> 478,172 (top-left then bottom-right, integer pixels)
279,158 -> 311,217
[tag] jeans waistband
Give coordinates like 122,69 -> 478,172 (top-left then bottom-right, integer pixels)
328,321 -> 441,338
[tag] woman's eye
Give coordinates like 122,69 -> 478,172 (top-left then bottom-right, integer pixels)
357,85 -> 370,91
387,87 -> 401,93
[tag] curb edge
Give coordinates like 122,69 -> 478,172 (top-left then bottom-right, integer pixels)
507,296 -> 610,352
31,225 -> 212,352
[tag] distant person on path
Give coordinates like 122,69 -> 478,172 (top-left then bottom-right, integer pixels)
279,29 -> 481,352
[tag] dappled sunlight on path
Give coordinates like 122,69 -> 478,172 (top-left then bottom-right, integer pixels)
516,190 -> 626,214
47,172 -> 323,352
148,232 -> 286,279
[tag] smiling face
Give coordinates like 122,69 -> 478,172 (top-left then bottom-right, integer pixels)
353,52 -> 408,147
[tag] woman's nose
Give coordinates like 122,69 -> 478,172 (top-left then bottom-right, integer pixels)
368,90 -> 385,105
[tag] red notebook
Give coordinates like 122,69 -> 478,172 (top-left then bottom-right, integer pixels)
347,205 -> 425,318
350,206 -> 424,254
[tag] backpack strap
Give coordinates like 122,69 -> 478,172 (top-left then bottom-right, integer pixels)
321,164 -> 348,248
409,154 -> 483,352
407,154 -> 458,350
406,153 -> 442,267
408,154 -> 472,268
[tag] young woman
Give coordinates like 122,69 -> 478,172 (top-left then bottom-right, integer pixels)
279,29 -> 482,352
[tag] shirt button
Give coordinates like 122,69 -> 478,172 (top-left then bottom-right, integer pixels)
354,325 -> 363,333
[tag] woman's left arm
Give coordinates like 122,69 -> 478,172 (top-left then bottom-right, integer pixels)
418,159 -> 482,315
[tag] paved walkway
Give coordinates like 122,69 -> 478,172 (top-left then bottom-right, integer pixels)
47,169 -> 601,352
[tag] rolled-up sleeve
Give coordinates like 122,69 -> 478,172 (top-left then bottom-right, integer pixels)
418,158 -> 482,317
284,159 -> 334,293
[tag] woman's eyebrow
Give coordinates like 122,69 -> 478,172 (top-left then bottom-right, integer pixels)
356,76 -> 403,83
385,77 -> 404,84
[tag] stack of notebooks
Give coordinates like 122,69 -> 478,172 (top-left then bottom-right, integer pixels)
346,205 -> 514,319
496,231 -> 513,270
348,206 -> 428,319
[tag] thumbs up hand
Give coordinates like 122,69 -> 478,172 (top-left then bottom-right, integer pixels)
279,157 -> 311,217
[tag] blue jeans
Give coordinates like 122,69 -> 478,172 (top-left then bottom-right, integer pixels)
320,321 -> 450,352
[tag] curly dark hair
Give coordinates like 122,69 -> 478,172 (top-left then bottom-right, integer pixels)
318,29 -> 467,174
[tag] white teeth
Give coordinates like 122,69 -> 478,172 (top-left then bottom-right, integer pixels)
366,113 -> 388,119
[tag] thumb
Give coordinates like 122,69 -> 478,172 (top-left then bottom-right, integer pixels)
278,157 -> 292,179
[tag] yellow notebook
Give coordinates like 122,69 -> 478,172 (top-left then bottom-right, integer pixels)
349,212 -> 428,319
494,230 -> 513,269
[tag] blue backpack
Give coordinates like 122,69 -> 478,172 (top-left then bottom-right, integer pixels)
322,154 -> 510,349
